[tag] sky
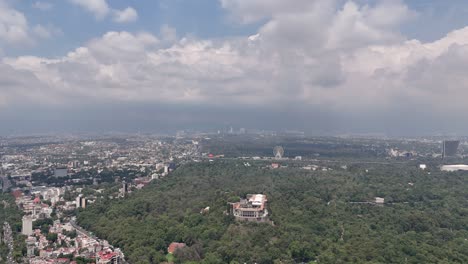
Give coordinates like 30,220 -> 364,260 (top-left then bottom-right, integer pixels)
2,0 -> 468,135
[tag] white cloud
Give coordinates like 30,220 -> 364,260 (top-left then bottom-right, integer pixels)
3,0 -> 468,122
0,0 -> 61,48
324,1 -> 416,51
70,0 -> 138,23
160,24 -> 177,43
0,1 -> 31,44
113,7 -> 138,23
70,0 -> 110,19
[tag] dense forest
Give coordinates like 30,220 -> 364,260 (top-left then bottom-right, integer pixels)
77,161 -> 468,263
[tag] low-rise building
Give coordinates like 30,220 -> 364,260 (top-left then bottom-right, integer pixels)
229,194 -> 269,222
167,242 -> 186,254
97,248 -> 121,264
441,164 -> 468,172
375,197 -> 385,204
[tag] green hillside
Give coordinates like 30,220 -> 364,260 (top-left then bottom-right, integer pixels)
77,161 -> 468,263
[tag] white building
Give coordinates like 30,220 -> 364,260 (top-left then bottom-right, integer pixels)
230,194 -> 269,222
22,216 -> 33,236
441,164 -> 468,172
375,197 -> 385,204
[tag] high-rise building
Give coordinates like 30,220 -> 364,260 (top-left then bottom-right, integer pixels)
120,181 -> 129,197
122,181 -> 128,193
442,140 -> 460,158
81,197 -> 87,208
22,216 -> 33,236
76,195 -> 82,208
76,194 -> 86,208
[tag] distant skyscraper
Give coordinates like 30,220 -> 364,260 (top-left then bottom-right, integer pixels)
442,140 -> 460,158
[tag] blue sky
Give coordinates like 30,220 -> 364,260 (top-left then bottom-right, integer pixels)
403,0 -> 468,40
7,0 -> 468,57
7,0 -> 260,57
3,0 -> 468,135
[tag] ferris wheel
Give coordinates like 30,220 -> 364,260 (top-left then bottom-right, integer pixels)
273,146 -> 284,159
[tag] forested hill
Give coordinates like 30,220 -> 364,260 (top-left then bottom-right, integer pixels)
77,161 -> 468,263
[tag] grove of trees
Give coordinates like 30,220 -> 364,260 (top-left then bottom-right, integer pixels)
77,161 -> 468,263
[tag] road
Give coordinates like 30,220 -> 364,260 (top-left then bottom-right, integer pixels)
69,220 -> 98,240
3,222 -> 17,264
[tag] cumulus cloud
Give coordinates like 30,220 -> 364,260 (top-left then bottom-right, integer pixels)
0,1 -> 31,44
113,7 -> 138,23
69,0 -> 110,19
70,0 -> 138,23
2,0 -> 468,133
160,24 -> 177,43
0,0 -> 60,47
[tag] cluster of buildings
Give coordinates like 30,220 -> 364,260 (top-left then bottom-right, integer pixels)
0,135 -> 198,193
387,149 -> 417,158
7,134 -> 467,262
12,186 -> 125,263
387,139 -> 466,159
0,135 -> 204,263
15,193 -> 54,222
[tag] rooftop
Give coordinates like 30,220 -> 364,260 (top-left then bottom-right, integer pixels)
98,250 -> 118,260
168,242 -> 186,254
